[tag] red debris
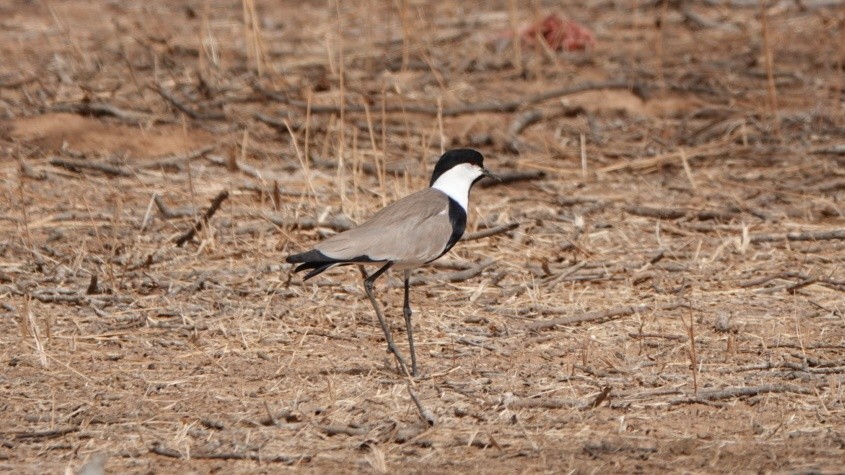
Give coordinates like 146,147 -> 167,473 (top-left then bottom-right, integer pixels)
519,13 -> 595,52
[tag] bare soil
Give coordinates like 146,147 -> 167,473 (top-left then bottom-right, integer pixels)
1,1 -> 844,473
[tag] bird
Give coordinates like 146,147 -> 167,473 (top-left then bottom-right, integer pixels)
286,149 -> 498,376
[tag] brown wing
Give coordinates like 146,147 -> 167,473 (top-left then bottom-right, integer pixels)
316,188 -> 452,264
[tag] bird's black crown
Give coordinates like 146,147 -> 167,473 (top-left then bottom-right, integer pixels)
429,149 -> 485,186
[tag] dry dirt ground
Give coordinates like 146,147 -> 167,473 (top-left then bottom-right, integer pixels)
1,1 -> 845,473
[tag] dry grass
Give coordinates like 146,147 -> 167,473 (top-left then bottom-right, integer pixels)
1,1 -> 844,473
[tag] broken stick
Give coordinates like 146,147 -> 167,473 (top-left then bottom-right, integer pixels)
667,384 -> 816,406
750,229 -> 845,243
462,222 -> 519,241
173,190 -> 230,247
50,158 -> 132,177
480,170 -> 546,187
527,302 -> 688,331
153,85 -> 226,121
408,258 -> 495,286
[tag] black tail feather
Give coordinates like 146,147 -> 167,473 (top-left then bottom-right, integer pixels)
286,249 -> 380,281
286,249 -> 332,264
286,250 -> 341,280
300,262 -> 336,280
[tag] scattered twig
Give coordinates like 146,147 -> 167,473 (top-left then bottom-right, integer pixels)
586,386 -> 612,409
183,272 -> 211,294
783,362 -> 845,374
760,1 -> 781,137
812,144 -> 845,155
0,74 -> 37,88
261,212 -> 355,231
86,274 -> 99,295
11,426 -> 80,440
785,277 -> 819,294
624,206 -> 687,220
150,442 -> 304,464
409,258 -> 495,285
29,292 -> 87,305
309,155 -> 407,177
206,154 -> 293,182
685,303 -> 699,397
456,337 -> 504,353
667,384 -> 817,406
153,194 -> 196,219
254,112 -> 302,131
505,106 -> 585,152
451,435 -> 495,449
505,397 -> 582,409
141,145 -> 216,170
628,332 -> 687,341
507,109 -> 545,138
527,302 -> 688,331
50,158 -> 132,177
574,364 -> 612,378
597,144 -> 726,174
51,101 -> 153,123
750,229 -> 845,243
257,80 -> 638,117
173,190 -> 230,246
272,180 -> 282,210
317,425 -> 369,436
407,385 -> 437,426
583,440 -> 657,457
542,261 -> 589,286
149,443 -> 181,458
262,401 -> 279,426
680,6 -> 739,31
25,291 -> 132,306
153,85 -> 226,121
769,340 -> 845,350
19,160 -> 47,180
624,206 -> 739,221
480,170 -> 546,187
462,222 -> 519,241
393,424 -> 428,444
789,352 -> 845,368
610,388 -> 685,401
46,211 -> 117,222
200,419 -> 225,430
738,272 -> 801,288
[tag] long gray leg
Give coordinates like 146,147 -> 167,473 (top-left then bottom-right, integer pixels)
364,262 -> 410,375
402,270 -> 418,377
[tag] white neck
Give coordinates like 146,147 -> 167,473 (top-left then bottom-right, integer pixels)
430,163 -> 482,211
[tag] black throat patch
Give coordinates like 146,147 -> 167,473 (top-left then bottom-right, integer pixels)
429,197 -> 467,262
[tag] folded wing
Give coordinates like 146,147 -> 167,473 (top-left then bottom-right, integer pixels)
286,188 -> 455,279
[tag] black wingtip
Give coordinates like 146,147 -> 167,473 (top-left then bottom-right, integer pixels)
300,263 -> 334,280
286,249 -> 340,280
286,249 -> 381,280
286,249 -> 329,264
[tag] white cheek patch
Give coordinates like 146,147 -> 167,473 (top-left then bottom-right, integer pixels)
431,163 -> 482,210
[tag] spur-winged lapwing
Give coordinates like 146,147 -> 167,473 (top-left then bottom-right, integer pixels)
286,149 -> 497,376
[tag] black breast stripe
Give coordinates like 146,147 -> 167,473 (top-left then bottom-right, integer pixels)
428,197 -> 466,263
